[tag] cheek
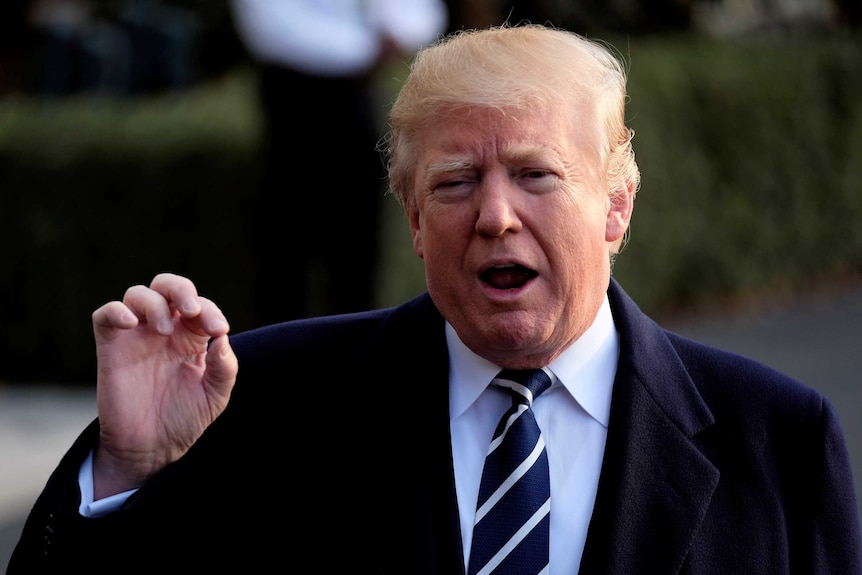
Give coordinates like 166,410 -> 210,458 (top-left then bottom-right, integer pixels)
422,216 -> 455,256
420,212 -> 472,276
412,211 -> 450,264
545,204 -> 608,270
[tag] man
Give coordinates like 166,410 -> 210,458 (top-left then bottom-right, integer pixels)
9,24 -> 861,574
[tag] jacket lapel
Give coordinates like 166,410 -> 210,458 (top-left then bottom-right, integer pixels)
367,293 -> 467,574
578,280 -> 720,574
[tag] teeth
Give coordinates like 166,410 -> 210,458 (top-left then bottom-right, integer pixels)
493,264 -> 516,269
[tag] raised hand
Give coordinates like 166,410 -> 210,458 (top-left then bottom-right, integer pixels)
90,273 -> 238,499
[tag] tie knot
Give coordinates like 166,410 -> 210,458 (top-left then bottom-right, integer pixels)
494,368 -> 552,406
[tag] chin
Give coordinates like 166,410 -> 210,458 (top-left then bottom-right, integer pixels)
479,309 -> 549,346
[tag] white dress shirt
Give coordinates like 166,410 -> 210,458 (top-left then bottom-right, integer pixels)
449,295 -> 618,574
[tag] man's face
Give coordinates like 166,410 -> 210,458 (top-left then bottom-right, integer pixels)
407,103 -> 633,368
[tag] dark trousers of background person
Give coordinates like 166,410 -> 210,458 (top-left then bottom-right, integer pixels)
250,64 -> 385,324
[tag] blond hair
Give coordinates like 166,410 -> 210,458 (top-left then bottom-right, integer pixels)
384,24 -> 640,215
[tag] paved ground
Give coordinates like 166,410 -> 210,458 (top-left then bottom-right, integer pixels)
1,285 -> 861,570
0,384 -> 95,570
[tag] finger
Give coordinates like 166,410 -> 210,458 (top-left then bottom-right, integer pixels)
181,296 -> 230,339
148,273 -> 202,319
92,301 -> 139,339
204,334 -> 238,398
122,284 -> 175,335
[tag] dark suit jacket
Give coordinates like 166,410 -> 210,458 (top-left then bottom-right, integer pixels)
8,279 -> 862,574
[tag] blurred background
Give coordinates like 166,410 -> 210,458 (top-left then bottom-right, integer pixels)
1,0 -> 861,383
1,0 -> 861,567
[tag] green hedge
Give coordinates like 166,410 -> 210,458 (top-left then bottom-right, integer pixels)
1,32 -> 861,384
614,31 -> 862,314
0,73 -> 264,383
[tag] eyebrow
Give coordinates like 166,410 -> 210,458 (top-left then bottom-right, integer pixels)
424,157 -> 475,181
426,143 -> 559,172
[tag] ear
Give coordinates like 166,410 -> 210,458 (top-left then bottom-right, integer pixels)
605,179 -> 636,248
407,203 -> 424,259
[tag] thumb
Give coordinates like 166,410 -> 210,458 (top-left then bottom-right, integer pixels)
204,335 -> 238,400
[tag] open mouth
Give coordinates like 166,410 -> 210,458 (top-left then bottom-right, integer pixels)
480,264 -> 538,290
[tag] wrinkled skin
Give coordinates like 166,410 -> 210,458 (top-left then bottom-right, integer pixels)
407,104 -> 634,370
91,273 -> 238,498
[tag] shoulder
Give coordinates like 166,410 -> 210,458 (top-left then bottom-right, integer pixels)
221,291 -> 445,426
229,308 -> 390,360
608,278 -> 828,425
227,291 -> 443,369
663,328 -> 825,415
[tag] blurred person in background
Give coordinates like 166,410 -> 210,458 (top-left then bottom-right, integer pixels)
230,0 -> 448,323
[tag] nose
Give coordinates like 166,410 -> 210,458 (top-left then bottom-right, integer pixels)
474,175 -> 522,237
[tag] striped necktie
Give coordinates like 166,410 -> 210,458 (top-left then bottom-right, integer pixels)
468,368 -> 552,575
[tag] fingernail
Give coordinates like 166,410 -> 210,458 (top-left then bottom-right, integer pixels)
219,341 -> 232,359
181,300 -> 200,315
157,317 -> 173,334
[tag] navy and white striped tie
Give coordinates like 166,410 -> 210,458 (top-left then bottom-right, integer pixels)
468,368 -> 552,575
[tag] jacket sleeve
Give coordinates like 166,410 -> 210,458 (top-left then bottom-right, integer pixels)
5,419 -> 138,572
808,397 -> 862,574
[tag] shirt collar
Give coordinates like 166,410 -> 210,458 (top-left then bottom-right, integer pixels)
448,294 -> 618,427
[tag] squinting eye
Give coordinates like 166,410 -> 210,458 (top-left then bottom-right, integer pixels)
438,179 -> 466,188
518,169 -> 558,194
430,178 -> 474,202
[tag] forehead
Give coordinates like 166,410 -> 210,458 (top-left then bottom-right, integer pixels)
417,103 -> 599,166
